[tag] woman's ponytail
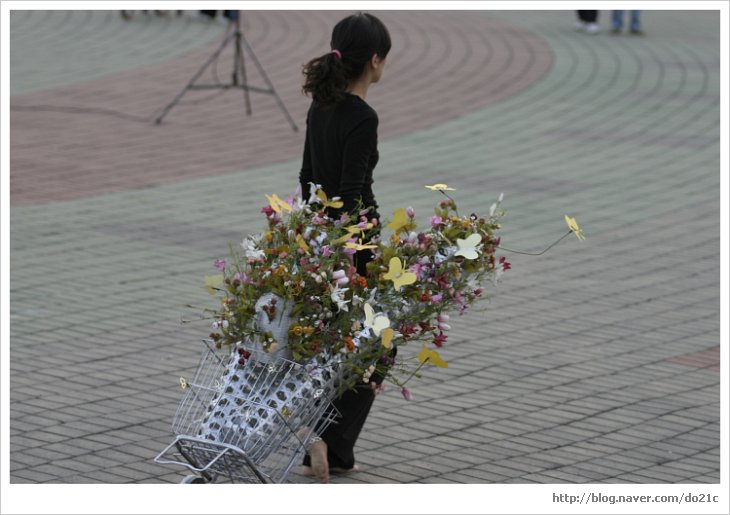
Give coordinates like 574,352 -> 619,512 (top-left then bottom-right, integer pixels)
302,51 -> 348,106
302,13 -> 391,106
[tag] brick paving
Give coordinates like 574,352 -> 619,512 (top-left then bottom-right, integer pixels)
8,9 -> 722,485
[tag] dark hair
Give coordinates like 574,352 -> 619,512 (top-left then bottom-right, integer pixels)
302,12 -> 391,105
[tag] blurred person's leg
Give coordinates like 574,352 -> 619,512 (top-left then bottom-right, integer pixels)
630,11 -> 643,34
612,10 -> 624,32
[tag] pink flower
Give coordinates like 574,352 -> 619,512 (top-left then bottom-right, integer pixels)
430,215 -> 445,227
261,205 -> 275,217
408,262 -> 428,279
401,387 -> 413,401
213,259 -> 226,271
312,214 -> 328,225
433,331 -> 448,347
499,256 -> 511,270
437,313 -> 451,331
406,206 -> 416,218
371,218 -> 379,227
332,269 -> 349,286
321,246 -> 333,257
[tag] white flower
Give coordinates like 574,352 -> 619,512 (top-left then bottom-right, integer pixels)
330,285 -> 350,312
241,236 -> 265,260
489,203 -> 497,217
291,196 -> 308,212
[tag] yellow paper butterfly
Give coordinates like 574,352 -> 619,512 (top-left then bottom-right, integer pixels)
418,345 -> 448,368
296,233 -> 310,254
315,189 -> 344,209
383,257 -> 417,291
265,193 -> 292,213
425,183 -> 456,191
387,208 -> 410,233
204,274 -> 224,295
344,240 -> 378,251
564,215 -> 585,241
454,233 -> 482,260
380,327 -> 394,349
334,223 -> 373,244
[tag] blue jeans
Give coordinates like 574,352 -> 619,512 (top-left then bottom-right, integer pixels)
612,10 -> 641,31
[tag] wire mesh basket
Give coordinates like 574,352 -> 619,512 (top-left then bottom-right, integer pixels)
155,339 -> 343,483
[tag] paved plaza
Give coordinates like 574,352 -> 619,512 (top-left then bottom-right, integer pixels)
8,9 -> 722,484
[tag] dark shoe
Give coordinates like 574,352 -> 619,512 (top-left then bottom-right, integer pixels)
629,28 -> 645,36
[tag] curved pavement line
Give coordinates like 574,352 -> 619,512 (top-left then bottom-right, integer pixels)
9,10 -> 226,96
10,10 -> 553,205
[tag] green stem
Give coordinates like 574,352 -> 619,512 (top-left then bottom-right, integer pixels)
437,189 -> 460,217
437,231 -> 454,246
398,357 -> 430,387
498,231 -> 572,256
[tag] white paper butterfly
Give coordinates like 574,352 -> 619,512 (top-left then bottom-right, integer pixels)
363,303 -> 390,337
454,233 -> 482,260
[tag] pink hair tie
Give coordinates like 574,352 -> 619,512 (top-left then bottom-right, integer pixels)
332,49 -> 342,59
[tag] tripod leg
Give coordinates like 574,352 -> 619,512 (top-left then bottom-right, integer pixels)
235,32 -> 252,116
155,31 -> 237,124
238,34 -> 299,132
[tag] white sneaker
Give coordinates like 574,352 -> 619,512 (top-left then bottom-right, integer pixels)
586,23 -> 600,34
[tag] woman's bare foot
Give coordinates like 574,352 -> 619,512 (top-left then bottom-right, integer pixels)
308,440 -> 329,483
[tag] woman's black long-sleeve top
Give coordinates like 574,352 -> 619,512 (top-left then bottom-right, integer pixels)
299,93 -> 380,219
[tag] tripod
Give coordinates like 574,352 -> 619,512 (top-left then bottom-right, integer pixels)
155,12 -> 298,131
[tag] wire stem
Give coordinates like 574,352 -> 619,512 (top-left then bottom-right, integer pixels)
498,231 -> 572,256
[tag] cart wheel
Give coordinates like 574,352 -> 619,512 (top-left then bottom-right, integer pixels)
181,475 -> 207,484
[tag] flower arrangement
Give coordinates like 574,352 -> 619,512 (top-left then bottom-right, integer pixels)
202,183 -> 583,398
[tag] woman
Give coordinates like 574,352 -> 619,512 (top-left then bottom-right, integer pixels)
299,12 -> 391,483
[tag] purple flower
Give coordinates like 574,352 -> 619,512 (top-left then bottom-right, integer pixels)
406,206 -> 416,218
430,293 -> 443,304
401,387 -> 413,401
213,259 -> 227,272
321,246 -> 333,257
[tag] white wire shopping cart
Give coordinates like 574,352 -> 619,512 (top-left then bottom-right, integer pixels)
154,339 -> 342,483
